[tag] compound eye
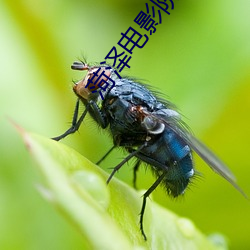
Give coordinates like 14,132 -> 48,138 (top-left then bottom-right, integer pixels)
142,116 -> 165,134
86,67 -> 111,91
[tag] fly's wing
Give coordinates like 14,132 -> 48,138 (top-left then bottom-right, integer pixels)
150,109 -> 247,198
182,131 -> 248,197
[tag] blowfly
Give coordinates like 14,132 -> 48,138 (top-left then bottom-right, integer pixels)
52,61 -> 246,240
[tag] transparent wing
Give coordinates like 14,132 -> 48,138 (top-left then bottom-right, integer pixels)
170,122 -> 247,198
148,110 -> 247,198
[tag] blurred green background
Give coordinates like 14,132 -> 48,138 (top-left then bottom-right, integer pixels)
0,0 -> 250,249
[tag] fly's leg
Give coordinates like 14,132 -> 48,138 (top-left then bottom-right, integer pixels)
88,100 -> 107,129
107,143 -> 146,184
140,172 -> 166,240
133,160 -> 141,189
52,99 -> 107,141
96,145 -> 116,165
52,99 -> 88,141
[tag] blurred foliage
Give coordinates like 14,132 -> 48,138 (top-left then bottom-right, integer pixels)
17,129 -> 224,250
0,0 -> 250,249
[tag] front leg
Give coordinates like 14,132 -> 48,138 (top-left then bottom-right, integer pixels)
52,99 -> 88,141
88,100 -> 108,129
52,99 -> 108,141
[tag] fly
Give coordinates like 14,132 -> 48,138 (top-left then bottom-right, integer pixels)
52,61 -> 247,240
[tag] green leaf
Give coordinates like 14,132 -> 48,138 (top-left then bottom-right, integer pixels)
19,128 -> 227,250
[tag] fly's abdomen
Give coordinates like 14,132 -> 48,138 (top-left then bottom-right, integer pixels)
137,128 -> 194,197
163,129 -> 194,196
164,153 -> 193,197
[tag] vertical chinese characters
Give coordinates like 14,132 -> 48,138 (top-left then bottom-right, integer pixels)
86,0 -> 175,100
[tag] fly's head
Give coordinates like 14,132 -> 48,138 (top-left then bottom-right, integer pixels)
71,61 -> 112,101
